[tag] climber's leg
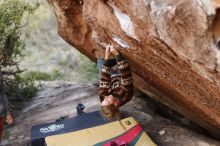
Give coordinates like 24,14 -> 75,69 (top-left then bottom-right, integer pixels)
97,58 -> 120,76
97,58 -> 105,74
109,59 -> 120,77
94,45 -> 120,76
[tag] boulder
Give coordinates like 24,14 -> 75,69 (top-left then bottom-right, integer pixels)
47,0 -> 220,138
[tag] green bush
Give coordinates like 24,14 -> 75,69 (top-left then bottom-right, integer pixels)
0,0 -> 39,112
5,76 -> 38,110
22,70 -> 64,81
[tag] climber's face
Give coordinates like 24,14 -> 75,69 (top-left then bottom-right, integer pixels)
101,104 -> 115,118
101,95 -> 118,119
102,95 -> 114,106
100,95 -> 115,118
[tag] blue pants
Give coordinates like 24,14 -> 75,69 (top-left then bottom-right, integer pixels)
97,58 -> 120,77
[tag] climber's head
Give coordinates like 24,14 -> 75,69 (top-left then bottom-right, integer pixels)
100,95 -> 119,119
101,103 -> 117,118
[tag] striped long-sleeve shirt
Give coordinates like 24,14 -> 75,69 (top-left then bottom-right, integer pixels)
99,55 -> 133,107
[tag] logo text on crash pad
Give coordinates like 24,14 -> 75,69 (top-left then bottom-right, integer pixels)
40,124 -> 64,133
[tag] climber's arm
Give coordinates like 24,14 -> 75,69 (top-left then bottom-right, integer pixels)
99,60 -> 111,101
116,54 -> 133,106
98,46 -> 112,102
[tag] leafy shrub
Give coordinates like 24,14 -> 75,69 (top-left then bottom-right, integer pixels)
0,0 -> 39,112
22,69 -> 64,81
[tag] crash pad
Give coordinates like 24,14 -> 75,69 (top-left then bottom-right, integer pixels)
31,111 -> 108,146
45,117 -> 157,146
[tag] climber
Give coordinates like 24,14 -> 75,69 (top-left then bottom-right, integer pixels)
93,44 -> 133,119
0,78 -> 13,142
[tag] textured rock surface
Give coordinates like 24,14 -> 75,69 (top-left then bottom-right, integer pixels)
47,0 -> 220,138
4,81 -> 220,146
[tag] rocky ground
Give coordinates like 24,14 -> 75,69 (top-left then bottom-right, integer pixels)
1,81 -> 219,146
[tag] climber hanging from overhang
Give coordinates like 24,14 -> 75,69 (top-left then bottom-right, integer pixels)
30,43 -> 157,146
93,44 -> 133,119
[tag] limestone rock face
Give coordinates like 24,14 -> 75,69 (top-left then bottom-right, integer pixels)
47,0 -> 220,138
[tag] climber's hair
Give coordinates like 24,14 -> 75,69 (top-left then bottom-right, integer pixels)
101,103 -> 120,119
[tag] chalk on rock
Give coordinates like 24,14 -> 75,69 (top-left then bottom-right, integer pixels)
112,36 -> 130,49
159,130 -> 166,136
